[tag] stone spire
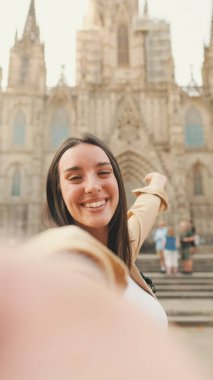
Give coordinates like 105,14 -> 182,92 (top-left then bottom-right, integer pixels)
22,0 -> 40,42
116,0 -> 139,13
186,64 -> 201,96
58,64 -> 66,86
143,0 -> 149,18
84,0 -> 105,27
14,30 -> 18,43
189,64 -> 196,84
7,0 -> 46,93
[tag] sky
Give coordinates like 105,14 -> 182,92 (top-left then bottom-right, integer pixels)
0,0 -> 212,88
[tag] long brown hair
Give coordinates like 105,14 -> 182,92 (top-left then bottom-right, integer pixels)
45,134 -> 132,268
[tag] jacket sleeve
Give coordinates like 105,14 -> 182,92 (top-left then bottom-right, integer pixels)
22,225 -> 128,292
127,186 -> 168,263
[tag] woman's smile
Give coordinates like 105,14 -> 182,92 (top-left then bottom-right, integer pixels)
81,198 -> 107,209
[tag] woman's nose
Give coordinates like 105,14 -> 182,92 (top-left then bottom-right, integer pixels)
85,176 -> 101,193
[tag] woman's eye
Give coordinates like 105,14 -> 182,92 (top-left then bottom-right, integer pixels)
68,176 -> 82,182
98,171 -> 111,176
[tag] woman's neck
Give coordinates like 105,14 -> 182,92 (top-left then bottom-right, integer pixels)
79,225 -> 108,247
91,229 -> 108,246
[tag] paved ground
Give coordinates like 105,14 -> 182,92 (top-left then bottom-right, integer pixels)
169,325 -> 213,378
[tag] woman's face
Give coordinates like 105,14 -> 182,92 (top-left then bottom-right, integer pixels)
58,143 -> 119,238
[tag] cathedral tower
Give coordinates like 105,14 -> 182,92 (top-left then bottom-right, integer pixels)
76,0 -> 147,88
7,0 -> 46,93
76,0 -> 174,89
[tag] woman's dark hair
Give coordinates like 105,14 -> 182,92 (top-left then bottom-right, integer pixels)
45,134 -> 132,268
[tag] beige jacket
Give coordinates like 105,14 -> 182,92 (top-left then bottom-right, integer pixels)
23,186 -> 168,297
22,225 -> 128,292
128,186 -> 168,297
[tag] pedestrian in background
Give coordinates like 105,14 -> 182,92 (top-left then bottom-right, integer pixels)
179,221 -> 196,274
188,220 -> 198,254
164,226 -> 179,275
153,220 -> 167,273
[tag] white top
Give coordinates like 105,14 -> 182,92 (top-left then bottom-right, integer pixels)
154,227 -> 167,242
123,276 -> 168,333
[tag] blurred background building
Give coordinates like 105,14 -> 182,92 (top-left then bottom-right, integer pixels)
0,0 -> 212,241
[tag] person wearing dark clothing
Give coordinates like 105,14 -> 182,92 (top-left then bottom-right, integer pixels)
179,221 -> 195,274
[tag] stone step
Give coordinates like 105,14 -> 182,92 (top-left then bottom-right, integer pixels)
157,291 -> 213,299
138,264 -> 213,272
149,272 -> 213,278
144,273 -> 213,290
159,297 -> 213,325
160,298 -> 213,311
146,273 -> 213,324
196,245 -> 213,254
168,316 -> 213,326
150,275 -> 213,281
152,279 -> 213,285
145,273 -> 213,299
136,252 -> 213,272
156,285 -> 213,291
160,299 -> 213,326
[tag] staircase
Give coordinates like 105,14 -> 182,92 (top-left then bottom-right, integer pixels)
136,248 -> 213,326
152,273 -> 213,299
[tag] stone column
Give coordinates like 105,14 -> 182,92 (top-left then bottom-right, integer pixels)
169,88 -> 190,227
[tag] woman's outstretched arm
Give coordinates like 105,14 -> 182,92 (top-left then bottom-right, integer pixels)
128,172 -> 168,262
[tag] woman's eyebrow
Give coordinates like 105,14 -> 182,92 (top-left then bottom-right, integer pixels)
97,162 -> 112,167
64,166 -> 81,173
64,162 -> 112,173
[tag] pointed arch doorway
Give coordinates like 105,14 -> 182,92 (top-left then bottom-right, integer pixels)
116,150 -> 155,207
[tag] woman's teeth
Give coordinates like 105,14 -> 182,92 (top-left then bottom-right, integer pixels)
84,200 -> 106,208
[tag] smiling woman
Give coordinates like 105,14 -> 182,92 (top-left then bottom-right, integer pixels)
45,133 -> 169,331
46,134 -> 131,266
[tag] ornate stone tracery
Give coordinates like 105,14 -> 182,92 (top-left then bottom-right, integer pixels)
116,98 -> 140,142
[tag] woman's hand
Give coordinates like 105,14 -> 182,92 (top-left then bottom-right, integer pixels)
143,172 -> 167,190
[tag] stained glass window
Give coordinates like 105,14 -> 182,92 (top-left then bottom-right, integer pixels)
12,111 -> 26,145
184,107 -> 204,148
11,167 -> 21,197
20,56 -> 29,84
193,165 -> 203,196
117,24 -> 129,66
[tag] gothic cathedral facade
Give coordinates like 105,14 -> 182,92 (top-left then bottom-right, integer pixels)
0,0 -> 213,242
